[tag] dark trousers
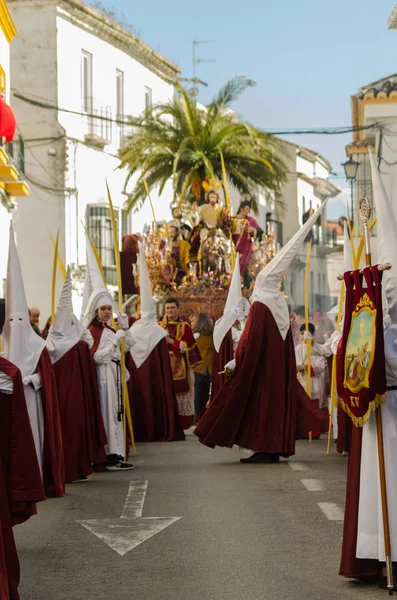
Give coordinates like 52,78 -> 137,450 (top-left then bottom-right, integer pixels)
194,371 -> 211,414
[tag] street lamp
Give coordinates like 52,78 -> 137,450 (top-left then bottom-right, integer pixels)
342,158 -> 359,223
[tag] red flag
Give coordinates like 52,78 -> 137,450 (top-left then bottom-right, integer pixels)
337,266 -> 387,426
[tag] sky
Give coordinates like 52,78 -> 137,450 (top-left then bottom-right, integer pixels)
93,0 -> 397,219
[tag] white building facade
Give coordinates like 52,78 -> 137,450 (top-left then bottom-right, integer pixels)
279,141 -> 340,313
9,0 -> 179,317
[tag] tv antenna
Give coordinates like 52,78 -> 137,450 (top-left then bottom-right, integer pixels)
192,40 -> 216,96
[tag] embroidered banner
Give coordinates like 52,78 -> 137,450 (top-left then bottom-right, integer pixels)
336,266 -> 387,426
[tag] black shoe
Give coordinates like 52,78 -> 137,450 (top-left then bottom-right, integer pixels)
240,453 -> 280,464
105,460 -> 135,471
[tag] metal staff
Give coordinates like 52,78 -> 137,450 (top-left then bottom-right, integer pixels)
106,181 -> 136,458
359,196 -> 394,594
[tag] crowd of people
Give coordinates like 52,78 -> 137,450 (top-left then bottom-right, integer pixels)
2,153 -> 397,596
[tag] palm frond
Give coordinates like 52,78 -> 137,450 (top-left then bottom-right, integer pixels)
119,77 -> 287,215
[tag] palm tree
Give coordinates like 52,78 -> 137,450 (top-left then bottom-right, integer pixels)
119,76 -> 287,215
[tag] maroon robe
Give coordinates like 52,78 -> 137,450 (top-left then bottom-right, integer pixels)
121,234 -> 139,295
0,459 -> 19,600
194,302 -> 328,454
0,357 -> 45,525
337,404 -> 352,453
339,427 -> 381,579
211,330 -> 234,400
53,341 -> 107,482
36,348 -> 65,497
127,338 -> 185,442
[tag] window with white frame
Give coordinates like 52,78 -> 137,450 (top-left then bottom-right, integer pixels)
81,50 -> 93,113
116,69 -> 125,146
145,86 -> 152,110
116,69 -> 124,118
86,205 -> 118,285
85,205 -> 129,285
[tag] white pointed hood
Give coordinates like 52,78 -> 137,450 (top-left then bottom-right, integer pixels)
46,267 -> 87,364
213,254 -> 249,352
369,150 -> 397,325
2,222 -> 46,377
81,233 -> 113,327
129,244 -> 167,368
251,199 -> 329,339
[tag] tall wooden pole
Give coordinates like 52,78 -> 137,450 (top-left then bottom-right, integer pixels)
359,196 -> 393,594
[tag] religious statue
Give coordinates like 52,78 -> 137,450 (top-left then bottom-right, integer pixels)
232,200 -> 262,278
169,224 -> 190,286
189,185 -> 232,274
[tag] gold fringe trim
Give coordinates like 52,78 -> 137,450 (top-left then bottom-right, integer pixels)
339,392 -> 387,427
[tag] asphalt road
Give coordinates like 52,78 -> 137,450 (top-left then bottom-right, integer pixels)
14,431 -> 386,600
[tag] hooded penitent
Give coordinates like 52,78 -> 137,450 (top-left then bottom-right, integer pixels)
339,150 -> 397,580
129,244 -> 167,368
251,199 -> 329,340
369,150 -> 397,326
81,234 -> 113,327
2,222 -> 46,378
47,267 -> 87,364
213,253 -> 249,352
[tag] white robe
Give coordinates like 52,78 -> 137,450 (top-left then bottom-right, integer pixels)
231,322 -> 245,354
23,373 -> 44,478
295,341 -> 326,407
93,328 -> 134,457
357,323 -> 397,560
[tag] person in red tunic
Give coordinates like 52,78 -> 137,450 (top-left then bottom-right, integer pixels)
46,268 -> 107,482
160,298 -> 202,430
194,201 -> 329,462
2,223 -> 64,497
127,247 -> 184,442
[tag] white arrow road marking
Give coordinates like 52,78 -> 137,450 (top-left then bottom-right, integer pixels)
78,480 -> 182,556
121,480 -> 148,518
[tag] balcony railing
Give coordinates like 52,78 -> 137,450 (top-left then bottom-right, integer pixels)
82,101 -> 112,147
